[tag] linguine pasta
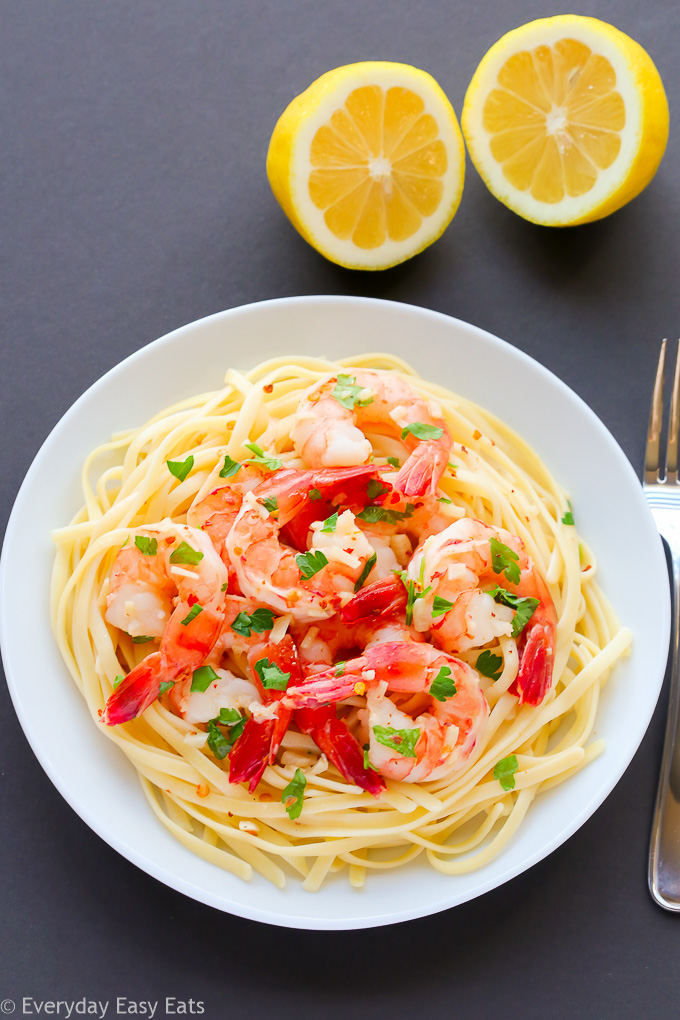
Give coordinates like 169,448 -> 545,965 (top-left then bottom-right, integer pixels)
50,354 -> 631,890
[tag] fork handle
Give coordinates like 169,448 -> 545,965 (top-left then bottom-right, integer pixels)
649,541 -> 680,909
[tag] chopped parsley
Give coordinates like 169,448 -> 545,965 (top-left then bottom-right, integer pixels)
429,665 -> 457,701
490,538 -> 521,585
131,634 -> 154,644
373,724 -> 420,758
432,595 -> 453,618
398,567 -> 431,627
191,665 -> 219,693
475,650 -> 503,682
331,374 -> 374,411
386,456 -> 401,469
112,674 -> 125,689
166,455 -> 194,482
158,680 -> 175,695
219,455 -> 242,478
356,503 -> 415,525
231,607 -> 276,637
180,603 -> 203,626
309,488 -> 322,501
366,478 -> 390,500
206,708 -> 246,759
562,509 -> 575,525
259,495 -> 279,514
296,549 -> 329,580
335,661 -> 346,677
243,442 -> 282,472
437,496 -> 452,504
134,535 -> 157,556
254,658 -> 291,691
494,754 -> 519,791
363,745 -> 379,771
221,582 -> 228,592
168,541 -> 204,566
320,511 -> 338,533
488,586 -> 539,638
281,768 -> 306,819
354,551 -> 377,593
401,422 -> 444,441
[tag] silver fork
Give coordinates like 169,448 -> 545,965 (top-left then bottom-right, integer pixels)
646,338 -> 680,910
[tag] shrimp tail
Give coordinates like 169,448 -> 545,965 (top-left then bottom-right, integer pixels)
295,707 -> 385,797
104,652 -> 165,725
512,622 -> 555,706
228,717 -> 275,791
395,443 -> 448,497
340,576 -> 407,623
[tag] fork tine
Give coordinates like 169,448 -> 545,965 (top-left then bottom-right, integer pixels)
666,340 -> 680,482
646,339 -> 667,483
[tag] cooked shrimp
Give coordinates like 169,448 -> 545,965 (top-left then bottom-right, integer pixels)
225,466 -> 396,623
408,517 -> 557,705
291,370 -> 452,496
104,521 -> 229,724
284,641 -> 489,783
187,464 -> 264,571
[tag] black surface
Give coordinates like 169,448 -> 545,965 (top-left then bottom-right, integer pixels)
2,1 -> 679,1016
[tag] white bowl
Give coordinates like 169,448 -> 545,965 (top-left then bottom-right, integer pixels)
0,296 -> 669,929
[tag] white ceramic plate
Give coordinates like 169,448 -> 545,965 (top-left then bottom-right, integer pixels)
1,296 -> 669,929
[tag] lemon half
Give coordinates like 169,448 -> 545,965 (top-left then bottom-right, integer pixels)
461,16 -> 669,225
267,62 -> 466,269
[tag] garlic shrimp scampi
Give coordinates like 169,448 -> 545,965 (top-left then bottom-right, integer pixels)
52,352 -> 631,890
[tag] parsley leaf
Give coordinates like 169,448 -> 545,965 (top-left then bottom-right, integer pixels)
254,658 -> 291,690
363,744 -> 379,772
113,674 -> 125,688
309,488 -> 322,501
134,535 -> 157,556
131,634 -> 154,644
231,608 -> 276,637
494,754 -> 519,791
386,456 -> 401,469
488,586 -> 539,637
335,661 -> 346,677
206,708 -> 247,759
281,768 -> 306,819
397,569 -> 431,626
490,537 -> 521,585
438,496 -> 452,504
180,603 -> 203,626
191,665 -> 219,693
166,455 -> 194,482
432,595 -> 453,618
354,551 -> 377,593
373,724 -> 420,758
320,511 -> 338,533
401,422 -> 444,441
243,442 -> 282,471
429,666 -> 457,701
331,374 -> 374,411
221,582 -> 228,592
259,495 -> 279,514
168,541 -> 204,566
367,478 -> 389,500
296,549 -> 329,579
356,504 -> 415,525
475,650 -> 503,682
562,510 -> 575,525
158,680 -> 175,695
219,455 -> 242,478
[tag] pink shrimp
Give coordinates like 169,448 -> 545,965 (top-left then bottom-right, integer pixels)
103,523 -> 229,724
284,641 -> 489,783
291,370 -> 452,496
407,517 -> 558,706
225,465 -> 391,622
187,464 -> 265,573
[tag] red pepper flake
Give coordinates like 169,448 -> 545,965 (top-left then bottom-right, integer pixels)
583,564 -> 592,572
226,420 -> 235,430
166,536 -> 176,545
263,383 -> 274,394
97,709 -> 103,718
390,492 -> 400,504
197,783 -> 210,798
472,429 -> 482,440
187,593 -> 198,607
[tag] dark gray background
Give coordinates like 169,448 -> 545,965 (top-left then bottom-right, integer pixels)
2,1 -> 679,1016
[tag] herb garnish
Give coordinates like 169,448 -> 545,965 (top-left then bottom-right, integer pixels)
281,768 -> 306,819
494,754 -> 519,791
487,586 -> 539,637
296,549 -> 329,580
490,537 -> 521,585
191,665 -> 219,692
134,535 -> 157,556
401,423 -> 444,441
166,455 -> 194,482
219,455 -> 242,478
475,650 -> 503,682
180,603 -> 203,626
254,658 -> 291,690
373,725 -> 420,758
354,551 -> 377,592
331,375 -> 374,411
231,608 -> 275,637
243,442 -> 282,472
429,666 -> 457,701
169,541 -> 204,566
